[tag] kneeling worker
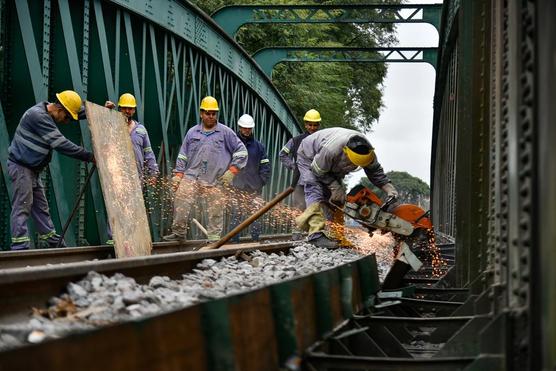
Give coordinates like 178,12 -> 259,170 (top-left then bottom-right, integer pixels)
295,127 -> 398,249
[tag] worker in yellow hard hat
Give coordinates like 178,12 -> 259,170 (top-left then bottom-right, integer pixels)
7,90 -> 95,250
279,109 -> 322,240
104,93 -> 160,245
295,127 -> 398,249
163,96 -> 248,242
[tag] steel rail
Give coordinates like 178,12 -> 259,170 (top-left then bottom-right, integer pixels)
0,240 -> 296,323
0,234 -> 291,269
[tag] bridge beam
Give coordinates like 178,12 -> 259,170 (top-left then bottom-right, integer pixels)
252,47 -> 438,77
212,4 -> 442,37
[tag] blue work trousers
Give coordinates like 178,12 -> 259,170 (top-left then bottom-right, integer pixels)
7,160 -> 64,250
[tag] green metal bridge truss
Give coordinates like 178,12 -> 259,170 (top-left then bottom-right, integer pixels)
252,46 -> 438,77
212,4 -> 442,37
0,0 -> 302,249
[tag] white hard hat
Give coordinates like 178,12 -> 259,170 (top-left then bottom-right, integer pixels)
237,114 -> 255,128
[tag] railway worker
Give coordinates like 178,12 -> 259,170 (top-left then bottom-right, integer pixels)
295,127 -> 398,249
104,93 -> 159,185
104,93 -> 160,244
279,109 -> 321,240
163,96 -> 248,242
7,90 -> 94,250
228,114 -> 271,243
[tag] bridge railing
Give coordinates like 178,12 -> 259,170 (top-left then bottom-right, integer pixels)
0,0 -> 301,248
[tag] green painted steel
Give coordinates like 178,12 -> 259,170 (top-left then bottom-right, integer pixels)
212,4 -> 443,37
252,47 -> 438,77
201,299 -> 236,371
313,270 -> 334,336
269,282 -> 297,365
0,0 -> 301,249
339,265 -> 353,318
357,254 -> 380,308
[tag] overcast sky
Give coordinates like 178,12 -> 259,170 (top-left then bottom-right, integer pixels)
347,0 -> 440,188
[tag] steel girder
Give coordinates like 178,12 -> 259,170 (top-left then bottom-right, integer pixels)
212,4 -> 443,37
431,0 -> 554,368
0,0 -> 301,249
252,46 -> 438,78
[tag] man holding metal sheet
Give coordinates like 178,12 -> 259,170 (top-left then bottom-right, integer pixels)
104,93 -> 159,244
227,114 -> 271,243
163,96 -> 248,242
295,127 -> 398,249
7,90 -> 94,250
279,109 -> 321,240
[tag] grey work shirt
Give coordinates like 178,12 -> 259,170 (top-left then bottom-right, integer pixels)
297,127 -> 390,187
174,123 -> 248,185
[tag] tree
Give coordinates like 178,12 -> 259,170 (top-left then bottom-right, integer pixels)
359,171 -> 430,207
190,0 -> 401,131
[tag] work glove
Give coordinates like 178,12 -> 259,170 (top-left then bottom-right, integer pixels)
172,173 -> 183,192
104,100 -> 116,109
328,180 -> 346,205
381,183 -> 399,200
218,166 -> 239,186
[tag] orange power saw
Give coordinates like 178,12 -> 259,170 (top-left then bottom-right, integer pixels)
343,184 -> 432,237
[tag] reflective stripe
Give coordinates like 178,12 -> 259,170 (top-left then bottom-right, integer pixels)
143,147 -> 153,153
50,136 -> 67,148
42,129 -> 62,141
14,133 -> 50,154
281,146 -> 290,154
178,154 -> 187,161
18,126 -> 48,145
311,160 -> 326,176
260,159 -> 270,164
232,150 -> 248,158
38,230 -> 56,240
11,236 -> 31,243
106,240 -> 114,245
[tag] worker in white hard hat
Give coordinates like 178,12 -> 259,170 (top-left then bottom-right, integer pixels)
227,114 -> 271,242
295,127 -> 398,249
7,90 -> 94,250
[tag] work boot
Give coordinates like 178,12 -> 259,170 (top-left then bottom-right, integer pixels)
162,233 -> 186,242
309,235 -> 338,249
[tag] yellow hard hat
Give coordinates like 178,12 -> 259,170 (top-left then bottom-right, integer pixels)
118,93 -> 137,108
200,96 -> 219,111
343,136 -> 375,167
303,109 -> 321,122
55,90 -> 82,120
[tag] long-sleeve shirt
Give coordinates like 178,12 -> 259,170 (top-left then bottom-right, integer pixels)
279,132 -> 309,170
297,127 -> 390,187
8,102 -> 93,170
232,134 -> 271,192
175,123 -> 248,185
130,122 -> 159,177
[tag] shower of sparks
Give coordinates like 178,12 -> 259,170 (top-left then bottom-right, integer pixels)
139,177 -> 448,277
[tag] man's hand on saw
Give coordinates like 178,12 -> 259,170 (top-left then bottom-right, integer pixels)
328,181 -> 346,205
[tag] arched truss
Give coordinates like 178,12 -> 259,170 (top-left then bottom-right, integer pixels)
0,0 -> 301,247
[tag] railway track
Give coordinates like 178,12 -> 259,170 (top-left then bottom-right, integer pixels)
0,234 -> 292,269
0,239 -> 477,371
0,239 -> 295,322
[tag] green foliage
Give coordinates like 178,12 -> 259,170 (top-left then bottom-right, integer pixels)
191,0 -> 401,131
359,171 -> 430,205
